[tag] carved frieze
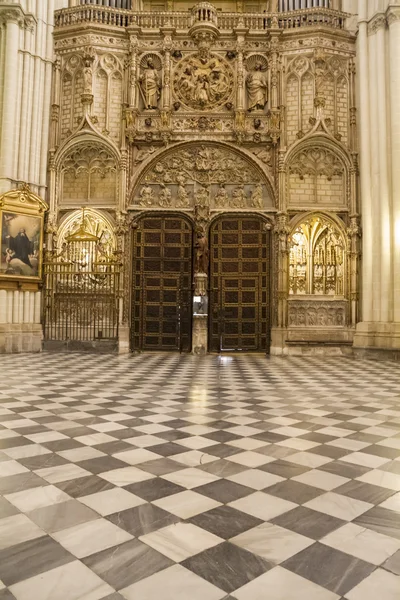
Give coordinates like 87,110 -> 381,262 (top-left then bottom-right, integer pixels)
132,144 -> 272,210
288,300 -> 347,328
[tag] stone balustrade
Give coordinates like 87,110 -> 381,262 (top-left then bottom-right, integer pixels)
54,6 -> 348,31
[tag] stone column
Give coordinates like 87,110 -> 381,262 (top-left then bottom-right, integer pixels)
0,12 -> 20,192
388,7 -> 400,324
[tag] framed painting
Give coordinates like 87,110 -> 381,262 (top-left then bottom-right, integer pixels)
0,186 -> 47,282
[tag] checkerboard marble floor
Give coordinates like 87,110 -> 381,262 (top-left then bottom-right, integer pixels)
0,353 -> 400,600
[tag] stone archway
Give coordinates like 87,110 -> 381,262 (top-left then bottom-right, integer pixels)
127,141 -> 276,354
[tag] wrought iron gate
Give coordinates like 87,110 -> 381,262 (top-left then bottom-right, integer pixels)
43,225 -> 120,344
131,214 -> 193,352
209,215 -> 271,353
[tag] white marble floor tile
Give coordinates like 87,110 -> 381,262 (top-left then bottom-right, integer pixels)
286,452 -> 333,468
171,450 -> 218,467
162,467 -> 220,489
227,469 -> 285,490
228,492 -> 297,521
153,490 -> 221,518
293,469 -> 350,491
74,433 -> 116,446
321,523 -> 400,566
379,492 -> 400,512
341,452 -> 391,469
113,448 -> 163,465
0,514 -> 45,550
304,492 -> 373,521
2,444 -> 51,459
52,518 -> 132,558
231,522 -> 314,563
35,464 -> 91,483
0,460 -> 29,477
120,564 -> 225,600
140,522 -> 222,561
356,470 -> 400,491
234,566 -> 339,600
5,485 -> 71,512
98,466 -> 155,486
57,447 -> 106,463
225,451 -> 274,468
345,568 -> 400,600
9,560 -> 113,600
79,488 -> 145,516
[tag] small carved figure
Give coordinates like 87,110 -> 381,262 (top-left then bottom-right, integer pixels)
246,61 -> 268,112
158,184 -> 172,208
139,184 -> 155,206
214,184 -> 229,208
250,184 -> 263,209
194,232 -> 209,274
83,57 -> 93,94
144,117 -> 152,127
231,185 -> 247,208
176,183 -> 190,208
139,58 -> 161,110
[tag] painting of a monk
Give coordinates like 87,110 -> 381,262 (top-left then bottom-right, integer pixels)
1,212 -> 41,278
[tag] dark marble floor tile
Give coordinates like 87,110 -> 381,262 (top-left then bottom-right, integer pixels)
56,474 -> 114,498
145,443 -> 185,457
19,453 -> 68,470
353,506 -> 400,540
363,445 -> 400,460
64,426 -> 99,438
0,535 -> 74,586
271,506 -> 345,540
135,458 -> 186,476
0,472 -> 46,495
28,499 -> 99,533
0,437 -> 33,450
107,503 -> 179,537
265,480 -> 325,504
379,461 -> 400,475
319,460 -> 370,479
347,432 -> 385,444
188,505 -> 263,539
76,456 -> 128,475
182,541 -> 272,593
259,460 -> 311,479
153,430 -> 191,442
300,433 -> 336,444
42,439 -> 83,452
334,480 -> 396,505
98,594 -> 124,600
0,589 -> 17,600
0,497 -> 19,519
124,478 -> 185,502
282,542 -> 375,596
16,426 -> 49,436
195,480 -> 253,504
205,444 -> 242,459
307,445 -> 350,460
198,459 -> 247,478
83,538 -> 173,590
250,431 -> 288,443
109,429 -> 143,440
203,430 -> 241,444
383,549 -> 400,576
94,440 -> 135,455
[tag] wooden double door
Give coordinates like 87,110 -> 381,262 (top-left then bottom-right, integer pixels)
131,214 -> 271,353
131,215 -> 192,352
209,215 -> 271,353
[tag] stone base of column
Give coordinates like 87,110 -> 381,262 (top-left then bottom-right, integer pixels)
192,315 -> 208,355
118,325 -> 131,354
353,322 -> 400,351
270,327 -> 355,357
0,324 -> 43,354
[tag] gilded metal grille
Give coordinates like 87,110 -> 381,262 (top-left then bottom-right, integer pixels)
209,216 -> 270,353
131,215 -> 193,352
43,240 -> 120,343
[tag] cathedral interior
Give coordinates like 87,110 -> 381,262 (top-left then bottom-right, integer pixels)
0,0 -> 399,598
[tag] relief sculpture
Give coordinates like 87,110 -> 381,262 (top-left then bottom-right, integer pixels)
173,54 -> 234,111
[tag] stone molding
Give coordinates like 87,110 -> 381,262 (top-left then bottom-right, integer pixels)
387,6 -> 400,27
0,3 -> 36,30
365,6 -> 400,35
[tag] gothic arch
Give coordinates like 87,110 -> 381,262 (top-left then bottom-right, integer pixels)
128,141 -> 276,211
284,136 -> 352,210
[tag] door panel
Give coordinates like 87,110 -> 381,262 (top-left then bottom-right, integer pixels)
210,216 -> 270,352
131,215 -> 193,352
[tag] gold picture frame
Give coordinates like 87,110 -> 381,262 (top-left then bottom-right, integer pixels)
0,185 -> 48,282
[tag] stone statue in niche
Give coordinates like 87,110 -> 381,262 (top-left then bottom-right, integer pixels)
139,184 -> 155,206
250,184 -> 263,209
246,61 -> 268,112
139,57 -> 161,110
158,184 -> 172,207
83,56 -> 93,94
194,231 -> 209,274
